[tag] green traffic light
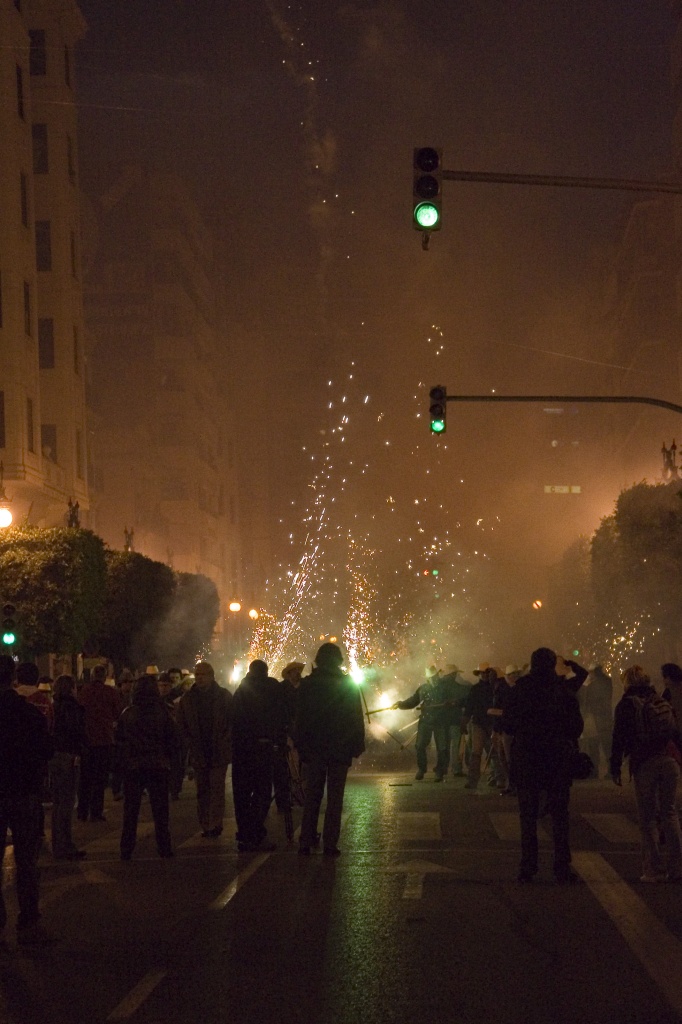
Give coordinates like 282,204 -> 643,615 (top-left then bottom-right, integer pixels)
431,569 -> 439,576
2,631 -> 16,645
414,202 -> 440,229
430,419 -> 445,433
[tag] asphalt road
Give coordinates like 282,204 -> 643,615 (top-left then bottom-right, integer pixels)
2,767 -> 682,1024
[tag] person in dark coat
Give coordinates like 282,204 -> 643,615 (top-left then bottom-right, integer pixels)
391,666 -> 450,780
231,660 -> 287,852
295,644 -> 365,856
0,655 -> 55,946
77,664 -> 123,822
502,648 -> 585,884
177,662 -> 233,838
115,675 -> 178,860
460,666 -> 497,790
50,674 -> 87,860
611,664 -> 682,882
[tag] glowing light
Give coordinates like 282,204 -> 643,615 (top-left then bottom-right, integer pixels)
532,599 -> 543,610
0,508 -> 12,528
248,609 -> 259,620
229,601 -> 241,613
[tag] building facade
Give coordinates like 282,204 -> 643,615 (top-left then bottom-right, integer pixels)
0,0 -> 88,527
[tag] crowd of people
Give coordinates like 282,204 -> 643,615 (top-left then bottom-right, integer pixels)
1,642 -> 682,949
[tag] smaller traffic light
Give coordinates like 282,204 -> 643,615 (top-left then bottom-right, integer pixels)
413,147 -> 442,231
2,603 -> 17,647
429,385 -> 447,434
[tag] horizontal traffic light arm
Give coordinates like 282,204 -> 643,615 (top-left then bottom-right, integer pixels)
444,394 -> 682,415
442,169 -> 682,196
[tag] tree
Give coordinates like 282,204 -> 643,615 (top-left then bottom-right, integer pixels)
0,527 -> 106,658
591,480 -> 682,662
98,551 -> 176,670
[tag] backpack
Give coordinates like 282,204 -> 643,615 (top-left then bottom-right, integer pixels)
629,693 -> 676,745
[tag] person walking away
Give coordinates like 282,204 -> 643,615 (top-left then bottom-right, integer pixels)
77,664 -> 122,822
50,675 -> 87,860
0,655 -> 55,946
272,661 -> 305,812
157,672 -> 186,800
440,664 -> 470,776
489,670 -> 513,789
661,663 -> 682,728
115,675 -> 177,860
391,666 -> 450,780
111,670 -> 135,801
295,643 -> 365,856
610,664 -> 682,882
503,648 -> 584,883
460,665 -> 497,790
583,664 -> 613,778
177,662 -> 233,838
231,660 -> 287,852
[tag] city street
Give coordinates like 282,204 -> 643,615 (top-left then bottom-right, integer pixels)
2,768 -> 682,1024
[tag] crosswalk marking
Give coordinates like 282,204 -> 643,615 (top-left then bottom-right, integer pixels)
573,851 -> 682,1019
179,818 -> 238,848
396,812 -> 442,840
488,813 -> 549,841
583,813 -> 640,844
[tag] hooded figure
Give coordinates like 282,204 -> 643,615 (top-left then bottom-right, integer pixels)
294,644 -> 365,856
115,675 -> 177,860
231,660 -> 287,852
502,647 -> 585,884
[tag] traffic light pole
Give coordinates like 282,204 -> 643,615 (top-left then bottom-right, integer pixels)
442,169 -> 682,196
444,394 -> 682,415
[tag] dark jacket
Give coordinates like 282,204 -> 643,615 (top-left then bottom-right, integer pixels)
462,676 -> 496,733
502,668 -> 584,788
232,671 -> 288,750
78,680 -> 123,746
610,684 -> 673,776
52,693 -> 86,756
440,673 -> 471,726
0,688 -> 54,798
115,687 -> 178,772
396,678 -> 450,725
294,666 -> 366,765
178,681 -> 233,769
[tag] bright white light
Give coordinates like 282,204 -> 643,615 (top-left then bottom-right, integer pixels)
229,601 -> 241,613
0,508 -> 12,528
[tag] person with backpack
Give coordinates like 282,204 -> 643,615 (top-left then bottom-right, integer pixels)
610,664 -> 682,883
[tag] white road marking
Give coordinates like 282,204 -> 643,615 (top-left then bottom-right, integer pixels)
573,851 -> 682,1018
583,813 -> 640,844
387,859 -> 453,899
488,812 -> 550,841
179,818 -> 237,848
107,971 -> 167,1021
209,852 -> 271,910
85,822 -> 155,853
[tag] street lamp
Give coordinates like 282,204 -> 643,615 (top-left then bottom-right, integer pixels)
248,608 -> 259,620
0,463 -> 13,528
229,601 -> 241,613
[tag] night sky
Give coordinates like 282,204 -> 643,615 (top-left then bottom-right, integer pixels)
75,0 -> 676,665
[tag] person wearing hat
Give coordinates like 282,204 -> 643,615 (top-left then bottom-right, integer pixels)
460,665 -> 498,790
440,663 -> 471,777
391,666 -> 451,781
295,643 -> 365,855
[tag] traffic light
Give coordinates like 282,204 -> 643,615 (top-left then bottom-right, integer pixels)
2,603 -> 17,647
413,147 -> 442,231
429,385 -> 447,434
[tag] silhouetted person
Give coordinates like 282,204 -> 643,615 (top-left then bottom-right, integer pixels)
295,644 -> 365,856
77,664 -> 122,822
50,674 -> 87,860
178,662 -> 233,837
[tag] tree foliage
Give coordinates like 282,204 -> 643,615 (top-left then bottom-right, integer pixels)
98,551 -> 176,670
158,572 -> 220,668
591,481 -> 682,658
0,527 -> 106,657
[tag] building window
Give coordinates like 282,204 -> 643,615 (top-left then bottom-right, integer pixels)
27,398 -> 34,453
0,392 -> 5,448
41,424 -> 57,463
70,231 -> 77,278
23,281 -> 31,335
73,326 -> 80,374
16,66 -> 24,119
32,124 -> 48,174
64,45 -> 71,88
66,135 -> 75,184
29,30 -> 47,76
76,429 -> 84,479
38,318 -> 55,368
20,172 -> 29,227
36,221 -> 52,272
